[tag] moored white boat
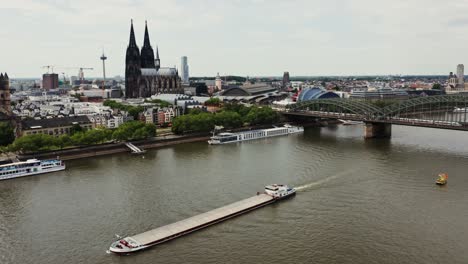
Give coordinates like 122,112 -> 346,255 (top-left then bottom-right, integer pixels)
338,119 -> 364,125
208,124 -> 304,145
0,158 -> 65,181
454,107 -> 468,113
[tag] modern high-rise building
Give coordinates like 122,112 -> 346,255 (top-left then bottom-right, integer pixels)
457,64 -> 464,88
42,73 -> 59,90
282,71 -> 290,88
180,56 -> 189,84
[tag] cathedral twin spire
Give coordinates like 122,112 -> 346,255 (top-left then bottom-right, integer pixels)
0,73 -> 9,80
143,20 -> 151,47
128,19 -> 138,48
128,19 -> 157,69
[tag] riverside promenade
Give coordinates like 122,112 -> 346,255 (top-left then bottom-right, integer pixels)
17,133 -> 210,161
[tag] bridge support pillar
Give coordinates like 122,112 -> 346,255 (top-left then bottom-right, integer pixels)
364,122 -> 391,139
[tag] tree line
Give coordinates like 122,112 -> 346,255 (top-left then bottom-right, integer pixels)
4,121 -> 156,153
103,100 -> 144,119
172,104 -> 279,134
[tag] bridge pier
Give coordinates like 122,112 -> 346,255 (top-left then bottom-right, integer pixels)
364,122 -> 391,139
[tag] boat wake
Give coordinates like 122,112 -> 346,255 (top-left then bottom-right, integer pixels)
294,168 -> 357,192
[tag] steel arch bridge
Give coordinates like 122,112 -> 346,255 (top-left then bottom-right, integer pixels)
284,95 -> 468,133
290,98 -> 383,120
380,95 -> 468,118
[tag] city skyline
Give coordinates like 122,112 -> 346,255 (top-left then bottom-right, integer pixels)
2,0 -> 468,78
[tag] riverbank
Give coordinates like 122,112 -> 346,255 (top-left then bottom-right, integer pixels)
14,122 -> 311,162
17,133 -> 211,161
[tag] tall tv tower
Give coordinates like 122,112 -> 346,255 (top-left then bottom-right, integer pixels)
100,50 -> 107,89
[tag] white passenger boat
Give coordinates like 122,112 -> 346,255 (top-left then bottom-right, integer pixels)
208,124 -> 304,145
0,158 -> 65,181
109,184 -> 296,254
338,119 -> 364,125
454,107 -> 468,113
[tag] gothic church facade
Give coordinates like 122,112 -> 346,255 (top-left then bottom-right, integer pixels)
125,21 -> 183,98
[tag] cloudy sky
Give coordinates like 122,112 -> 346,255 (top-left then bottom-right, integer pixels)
1,0 -> 468,78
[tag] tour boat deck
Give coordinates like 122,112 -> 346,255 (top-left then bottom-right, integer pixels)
130,194 -> 274,246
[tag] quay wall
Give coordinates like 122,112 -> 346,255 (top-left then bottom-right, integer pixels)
16,123 -> 295,162
18,133 -> 210,161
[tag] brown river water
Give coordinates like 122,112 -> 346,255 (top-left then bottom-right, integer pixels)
1,125 -> 467,264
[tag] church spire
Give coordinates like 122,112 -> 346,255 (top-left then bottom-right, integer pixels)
143,20 -> 151,47
129,19 -> 137,48
140,20 -> 155,68
155,46 -> 160,71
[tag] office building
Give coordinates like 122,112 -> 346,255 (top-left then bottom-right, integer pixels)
457,64 -> 464,88
180,56 -> 189,84
42,73 -> 59,90
282,72 -> 290,88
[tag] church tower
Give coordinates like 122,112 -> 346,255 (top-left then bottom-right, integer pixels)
125,19 -> 141,98
0,73 -> 11,114
155,46 -> 161,71
140,21 -> 155,69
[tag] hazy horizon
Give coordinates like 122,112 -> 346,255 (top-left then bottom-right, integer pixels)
1,0 -> 468,78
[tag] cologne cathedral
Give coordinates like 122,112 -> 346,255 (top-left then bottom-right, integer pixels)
125,20 -> 183,98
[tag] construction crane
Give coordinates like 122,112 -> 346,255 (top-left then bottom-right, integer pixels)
61,72 -> 68,85
42,65 -> 55,74
78,67 -> 93,83
58,67 -> 94,84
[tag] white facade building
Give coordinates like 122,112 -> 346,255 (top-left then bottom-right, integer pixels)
215,72 -> 222,91
107,115 -> 124,129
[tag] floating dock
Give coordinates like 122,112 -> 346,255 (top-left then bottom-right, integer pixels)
109,193 -> 283,254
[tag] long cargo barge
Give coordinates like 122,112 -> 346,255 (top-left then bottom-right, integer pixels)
109,184 -> 296,254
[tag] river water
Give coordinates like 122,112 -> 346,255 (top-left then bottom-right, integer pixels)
1,125 -> 468,264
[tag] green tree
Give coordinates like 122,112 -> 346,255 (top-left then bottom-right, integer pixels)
145,99 -> 172,108
112,121 -> 156,141
245,107 -> 279,125
189,108 -> 204,115
0,122 -> 15,146
432,83 -> 442,90
70,124 -> 84,135
57,135 -> 73,149
204,98 -> 221,106
10,134 -> 58,152
103,100 -> 144,119
214,111 -> 243,128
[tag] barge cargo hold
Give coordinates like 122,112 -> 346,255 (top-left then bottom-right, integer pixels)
109,184 -> 296,254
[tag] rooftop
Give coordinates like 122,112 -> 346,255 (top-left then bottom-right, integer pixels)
22,116 -> 91,129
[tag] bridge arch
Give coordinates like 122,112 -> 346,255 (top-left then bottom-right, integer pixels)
381,95 -> 468,118
289,98 -> 384,119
